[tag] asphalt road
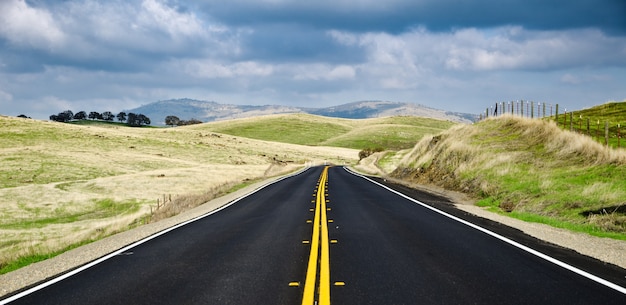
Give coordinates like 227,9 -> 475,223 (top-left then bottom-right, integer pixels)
3,166 -> 626,304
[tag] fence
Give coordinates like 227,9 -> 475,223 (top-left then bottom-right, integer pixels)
479,100 -> 624,149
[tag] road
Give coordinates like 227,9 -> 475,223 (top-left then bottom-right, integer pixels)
2,166 -> 626,304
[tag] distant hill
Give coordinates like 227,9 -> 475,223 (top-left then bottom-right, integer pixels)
125,99 -> 475,126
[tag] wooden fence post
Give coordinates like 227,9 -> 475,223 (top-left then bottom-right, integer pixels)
618,124 -> 621,148
578,115 -> 582,132
555,104 -> 559,122
570,112 -> 573,131
605,121 -> 609,146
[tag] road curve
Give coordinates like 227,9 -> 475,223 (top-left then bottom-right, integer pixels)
2,166 -> 625,304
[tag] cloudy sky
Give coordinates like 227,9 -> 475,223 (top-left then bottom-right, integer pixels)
1,0 -> 625,119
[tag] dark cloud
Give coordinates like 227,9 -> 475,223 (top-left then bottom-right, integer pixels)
237,24 -> 366,63
0,0 -> 624,120
196,0 -> 626,34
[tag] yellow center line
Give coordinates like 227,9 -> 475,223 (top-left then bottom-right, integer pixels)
319,168 -> 331,305
302,167 -> 331,305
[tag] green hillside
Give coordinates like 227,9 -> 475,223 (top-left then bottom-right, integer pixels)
550,101 -> 626,148
390,115 -> 626,239
193,113 -> 457,150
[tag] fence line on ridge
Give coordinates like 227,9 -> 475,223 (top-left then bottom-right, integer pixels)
478,100 -> 623,149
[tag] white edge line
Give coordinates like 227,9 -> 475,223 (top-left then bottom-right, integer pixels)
343,166 -> 626,295
1,167 -> 311,304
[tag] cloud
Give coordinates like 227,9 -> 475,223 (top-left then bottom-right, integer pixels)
443,28 -> 626,71
331,27 -> 626,73
194,0 -> 626,34
177,60 -> 274,79
292,64 -> 356,81
0,0 -> 65,49
0,0 -> 237,74
0,89 -> 13,102
139,0 -> 206,37
0,0 -> 624,119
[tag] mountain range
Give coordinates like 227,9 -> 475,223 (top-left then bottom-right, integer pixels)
125,99 -> 476,125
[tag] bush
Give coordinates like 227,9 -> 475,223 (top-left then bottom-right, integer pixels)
359,147 -> 384,160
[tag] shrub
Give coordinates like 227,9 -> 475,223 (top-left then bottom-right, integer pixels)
359,147 -> 385,160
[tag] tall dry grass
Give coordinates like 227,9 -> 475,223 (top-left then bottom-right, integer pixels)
391,115 -> 626,236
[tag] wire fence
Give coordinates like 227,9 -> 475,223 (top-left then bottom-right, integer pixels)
479,100 -> 624,149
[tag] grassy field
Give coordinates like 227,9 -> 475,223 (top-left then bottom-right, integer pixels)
0,113 -> 451,273
199,113 -> 456,150
0,115 -> 367,273
549,101 -> 626,149
388,114 -> 626,239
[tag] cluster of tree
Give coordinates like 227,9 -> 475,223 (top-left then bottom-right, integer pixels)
49,110 -> 151,127
164,115 -> 203,127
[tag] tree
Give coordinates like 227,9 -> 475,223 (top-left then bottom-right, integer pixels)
117,112 -> 127,123
126,113 -> 151,127
127,113 -> 137,126
17,114 -> 31,119
88,111 -> 101,120
165,115 -> 180,127
60,110 -> 73,122
139,114 -> 151,126
74,111 -> 87,120
178,118 -> 202,126
102,111 -> 114,121
49,110 -> 73,122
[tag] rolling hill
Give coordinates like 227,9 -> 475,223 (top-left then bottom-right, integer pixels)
0,113 -> 454,273
191,113 -> 457,150
382,114 -> 626,238
125,99 -> 475,126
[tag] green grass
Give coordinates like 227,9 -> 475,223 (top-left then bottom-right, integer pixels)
199,114 -> 456,150
67,120 -> 127,127
477,198 -> 626,240
378,151 -> 397,168
0,237 -> 99,274
204,116 -> 352,145
393,115 -> 626,239
549,101 -> 626,149
0,199 -> 142,230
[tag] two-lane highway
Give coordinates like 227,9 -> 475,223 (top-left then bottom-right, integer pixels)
2,166 -> 626,304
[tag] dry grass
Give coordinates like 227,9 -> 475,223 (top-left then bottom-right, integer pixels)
389,115 -> 626,237
0,115 -> 359,271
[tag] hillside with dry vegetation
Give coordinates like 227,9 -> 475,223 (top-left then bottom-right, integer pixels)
0,113 -> 455,273
0,115 -> 360,273
389,115 -> 626,238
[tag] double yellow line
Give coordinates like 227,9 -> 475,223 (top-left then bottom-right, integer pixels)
302,166 -> 331,305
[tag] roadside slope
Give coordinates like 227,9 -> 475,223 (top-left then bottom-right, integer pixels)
391,115 -> 626,238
